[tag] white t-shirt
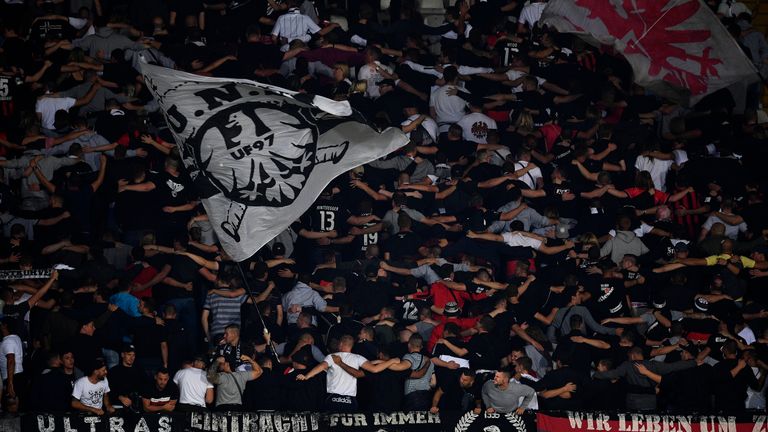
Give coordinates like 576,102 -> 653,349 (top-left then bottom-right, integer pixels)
401,114 -> 439,142
324,352 -> 367,396
358,62 -> 393,99
634,156 -> 674,192
430,85 -> 469,132
271,8 -> 321,51
512,160 -> 542,189
457,112 -> 497,144
442,22 -> 472,40
505,70 -> 546,93
739,326 -> 757,345
702,215 -> 748,240
0,335 -> 23,380
72,377 -> 110,409
36,97 -> 76,129
519,2 -> 547,27
173,367 -> 214,407
718,1 -> 750,17
502,232 -> 542,249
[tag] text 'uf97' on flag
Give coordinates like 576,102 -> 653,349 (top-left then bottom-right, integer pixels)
139,62 -> 408,262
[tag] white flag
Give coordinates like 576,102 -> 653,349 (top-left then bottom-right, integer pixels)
541,0 -> 758,103
140,63 -> 408,262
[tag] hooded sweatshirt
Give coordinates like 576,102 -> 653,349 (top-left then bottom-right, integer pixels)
601,230 -> 649,265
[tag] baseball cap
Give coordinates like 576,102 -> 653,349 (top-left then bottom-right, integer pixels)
674,242 -> 690,253
365,262 -> 380,278
694,297 -> 709,312
555,224 -> 570,239
120,344 -> 136,354
652,295 -> 667,310
376,79 -> 396,87
444,302 -> 461,317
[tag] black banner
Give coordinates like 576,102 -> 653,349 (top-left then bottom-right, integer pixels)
18,410 -> 768,432
20,411 -> 537,432
25,413 -> 175,432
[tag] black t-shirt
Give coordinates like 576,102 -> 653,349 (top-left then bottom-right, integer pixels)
383,231 -> 422,262
0,73 -> 21,108
588,278 -> 627,321
70,333 -> 102,373
216,341 -> 244,370
540,180 -> 581,218
170,0 -> 203,16
132,315 -> 167,360
279,367 -> 325,411
439,374 -> 482,411
30,368 -> 77,411
152,171 -> 193,209
680,316 -> 719,336
621,267 -> 652,305
141,381 -> 180,408
713,358 -> 758,410
108,364 -> 148,404
467,163 -> 503,184
439,137 -> 476,163
31,18 -> 75,42
163,318 -> 190,373
347,217 -> 381,259
352,279 -> 392,318
535,366 -> 589,410
467,332 -> 499,371
491,309 -> 516,346
659,364 -> 714,411
116,184 -> 158,230
364,368 -> 411,411
515,90 -> 554,123
243,369 -> 281,410
102,63 -> 137,88
162,255 -> 199,299
302,195 -> 351,234
237,42 -> 283,75
556,330 -> 608,375
374,89 -> 410,125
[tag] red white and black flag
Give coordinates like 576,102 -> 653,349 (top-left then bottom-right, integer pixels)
140,63 -> 408,262
541,0 -> 759,103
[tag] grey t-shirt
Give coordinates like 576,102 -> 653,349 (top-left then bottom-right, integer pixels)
403,353 -> 433,395
413,321 -> 435,342
383,208 -> 426,235
481,380 -> 535,413
214,371 -> 252,406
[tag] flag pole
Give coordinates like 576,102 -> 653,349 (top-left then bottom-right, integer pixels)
235,261 -> 280,362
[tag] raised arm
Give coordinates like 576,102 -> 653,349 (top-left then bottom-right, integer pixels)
297,361 -> 329,381
26,270 -> 58,308
176,251 -> 220,271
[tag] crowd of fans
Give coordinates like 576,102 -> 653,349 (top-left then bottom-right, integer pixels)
0,0 -> 767,418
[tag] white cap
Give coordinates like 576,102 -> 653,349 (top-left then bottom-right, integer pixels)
673,149 -> 688,166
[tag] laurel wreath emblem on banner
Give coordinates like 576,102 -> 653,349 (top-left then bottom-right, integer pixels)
453,412 -> 527,432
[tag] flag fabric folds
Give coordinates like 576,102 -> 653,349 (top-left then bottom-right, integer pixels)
140,63 -> 408,262
541,0 -> 758,103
